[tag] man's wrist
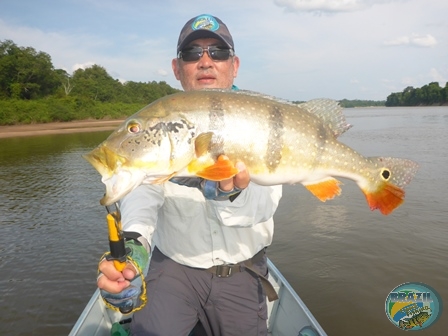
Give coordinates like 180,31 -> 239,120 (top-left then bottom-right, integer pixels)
124,231 -> 151,254
201,180 -> 242,201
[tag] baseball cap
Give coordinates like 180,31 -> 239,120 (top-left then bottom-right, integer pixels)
176,14 -> 234,53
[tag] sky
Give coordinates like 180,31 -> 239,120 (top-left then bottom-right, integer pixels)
0,0 -> 447,101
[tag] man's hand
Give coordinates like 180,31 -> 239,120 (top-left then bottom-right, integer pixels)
97,259 -> 136,293
169,156 -> 250,201
203,159 -> 249,200
97,240 -> 149,311
218,161 -> 249,192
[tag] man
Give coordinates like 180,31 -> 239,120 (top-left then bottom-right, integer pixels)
98,14 -> 282,335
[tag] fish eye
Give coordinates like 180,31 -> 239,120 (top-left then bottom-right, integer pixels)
127,122 -> 141,133
381,168 -> 391,180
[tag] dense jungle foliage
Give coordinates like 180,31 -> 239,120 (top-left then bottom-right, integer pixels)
0,40 -> 179,125
386,82 -> 448,106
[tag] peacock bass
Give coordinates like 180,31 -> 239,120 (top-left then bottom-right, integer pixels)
83,89 -> 418,215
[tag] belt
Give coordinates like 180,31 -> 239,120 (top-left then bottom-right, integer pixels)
206,249 -> 278,302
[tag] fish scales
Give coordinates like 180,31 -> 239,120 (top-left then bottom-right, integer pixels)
171,91 -> 332,178
151,91 -> 297,176
84,89 -> 418,214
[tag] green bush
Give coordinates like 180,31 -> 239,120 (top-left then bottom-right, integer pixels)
0,98 -> 146,125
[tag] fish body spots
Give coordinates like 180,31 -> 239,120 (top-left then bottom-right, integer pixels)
208,97 -> 226,130
265,104 -> 284,172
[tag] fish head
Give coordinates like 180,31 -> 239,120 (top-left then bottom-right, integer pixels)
416,312 -> 430,323
83,115 -> 192,205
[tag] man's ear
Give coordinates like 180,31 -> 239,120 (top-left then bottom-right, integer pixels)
172,58 -> 181,80
232,56 -> 240,78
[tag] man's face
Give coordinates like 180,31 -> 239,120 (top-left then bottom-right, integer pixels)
172,38 -> 240,91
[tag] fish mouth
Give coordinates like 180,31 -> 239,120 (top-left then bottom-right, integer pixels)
83,145 -> 122,178
83,145 -> 144,205
99,170 -> 145,206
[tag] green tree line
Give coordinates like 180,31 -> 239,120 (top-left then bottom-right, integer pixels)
292,99 -> 385,108
386,82 -> 448,107
338,99 -> 385,108
0,40 -> 179,125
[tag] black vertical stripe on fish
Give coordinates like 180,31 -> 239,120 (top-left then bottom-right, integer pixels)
208,96 -> 225,129
265,104 -> 284,172
207,96 -> 226,156
313,122 -> 328,166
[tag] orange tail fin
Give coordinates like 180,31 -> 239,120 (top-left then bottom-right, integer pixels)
363,182 -> 405,215
304,178 -> 342,202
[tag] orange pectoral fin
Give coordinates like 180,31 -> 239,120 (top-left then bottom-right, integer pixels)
304,178 -> 342,201
362,182 -> 405,215
193,155 -> 238,181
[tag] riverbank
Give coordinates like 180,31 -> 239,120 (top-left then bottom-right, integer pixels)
0,119 -> 125,139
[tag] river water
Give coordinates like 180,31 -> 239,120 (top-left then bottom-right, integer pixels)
0,106 -> 447,335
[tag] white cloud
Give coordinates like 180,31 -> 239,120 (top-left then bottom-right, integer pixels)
157,69 -> 169,76
383,36 -> 410,46
411,34 -> 437,47
384,34 -> 437,47
273,0 -> 392,13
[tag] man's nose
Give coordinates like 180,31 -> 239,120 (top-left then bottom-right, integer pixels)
197,50 -> 213,67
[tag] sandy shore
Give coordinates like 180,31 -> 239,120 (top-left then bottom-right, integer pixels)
0,119 -> 125,139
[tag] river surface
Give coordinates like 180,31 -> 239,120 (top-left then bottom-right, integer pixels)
0,106 -> 447,335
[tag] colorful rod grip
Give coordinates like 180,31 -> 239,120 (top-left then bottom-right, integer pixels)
106,213 -> 126,272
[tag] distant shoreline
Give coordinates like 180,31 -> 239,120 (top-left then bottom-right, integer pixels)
0,119 -> 125,139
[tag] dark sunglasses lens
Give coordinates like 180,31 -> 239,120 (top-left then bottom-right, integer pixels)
180,47 -> 232,61
209,48 -> 231,60
181,48 -> 202,62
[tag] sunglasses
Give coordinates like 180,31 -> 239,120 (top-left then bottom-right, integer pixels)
177,46 -> 234,62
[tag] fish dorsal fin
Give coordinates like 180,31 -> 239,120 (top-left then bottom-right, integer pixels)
297,99 -> 352,138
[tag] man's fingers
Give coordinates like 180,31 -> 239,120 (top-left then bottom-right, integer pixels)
215,155 -> 249,191
97,259 -> 136,293
219,178 -> 234,191
98,260 -> 124,281
234,162 -> 249,189
122,263 -> 138,280
218,161 -> 249,191
97,273 -> 131,294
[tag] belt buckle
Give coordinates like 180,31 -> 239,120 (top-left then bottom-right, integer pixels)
216,264 -> 232,278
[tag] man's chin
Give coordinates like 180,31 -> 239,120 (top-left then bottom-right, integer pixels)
196,79 -> 218,88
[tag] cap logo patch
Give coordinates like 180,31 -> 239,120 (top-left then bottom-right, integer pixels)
192,15 -> 219,32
